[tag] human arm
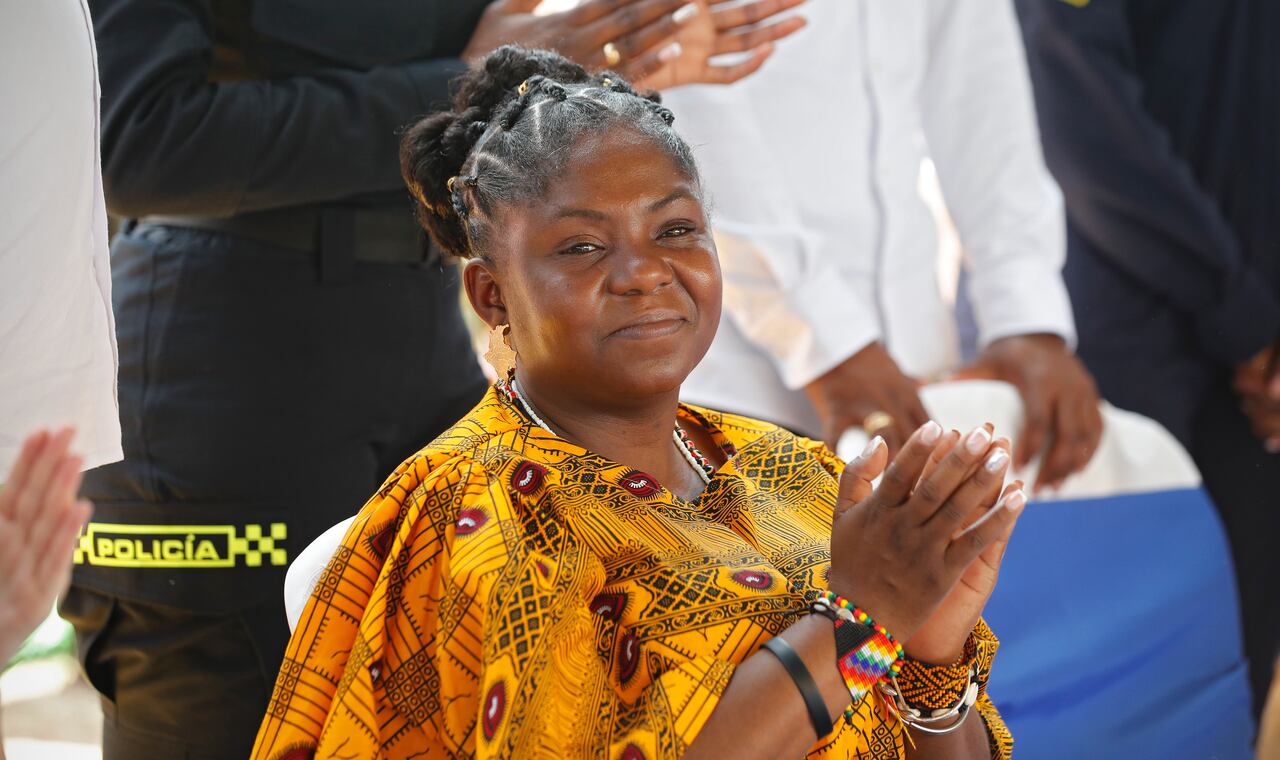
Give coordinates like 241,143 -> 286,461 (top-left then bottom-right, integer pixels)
919,0 -> 1101,488
688,424 -> 1023,759
681,113 -> 927,450
91,0 -> 481,216
92,0 -> 713,217
1012,0 -> 1280,366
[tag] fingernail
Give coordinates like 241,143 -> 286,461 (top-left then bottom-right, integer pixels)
673,2 -> 698,23
984,448 -> 1010,473
1002,489 -> 1027,513
860,435 -> 885,460
658,41 -> 682,63
964,426 -> 992,455
920,421 -> 942,445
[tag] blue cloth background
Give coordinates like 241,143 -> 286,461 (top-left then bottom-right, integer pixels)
982,488 -> 1255,759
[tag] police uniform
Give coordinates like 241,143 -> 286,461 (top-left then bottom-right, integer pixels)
63,0 -> 494,757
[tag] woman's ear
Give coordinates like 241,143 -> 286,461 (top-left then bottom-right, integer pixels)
463,259 -> 508,329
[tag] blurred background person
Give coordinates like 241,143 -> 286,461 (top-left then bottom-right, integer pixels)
662,0 -> 1103,493
1014,0 -> 1280,717
68,0 -> 806,757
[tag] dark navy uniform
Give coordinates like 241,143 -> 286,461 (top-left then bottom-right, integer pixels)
63,0 -> 493,756
1014,0 -> 1280,717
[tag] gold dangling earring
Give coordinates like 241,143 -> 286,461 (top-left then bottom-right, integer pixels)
484,323 -> 517,378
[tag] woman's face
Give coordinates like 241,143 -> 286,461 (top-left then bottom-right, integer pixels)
465,126 -> 721,406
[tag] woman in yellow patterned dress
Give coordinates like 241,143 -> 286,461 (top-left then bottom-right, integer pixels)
253,46 -> 1025,760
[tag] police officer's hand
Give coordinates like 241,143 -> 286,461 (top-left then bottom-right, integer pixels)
632,0 -> 808,90
463,0 -> 699,84
0,428 -> 91,665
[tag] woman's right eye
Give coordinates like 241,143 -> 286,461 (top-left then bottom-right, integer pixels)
561,242 -> 601,256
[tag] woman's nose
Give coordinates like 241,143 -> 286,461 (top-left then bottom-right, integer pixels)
606,243 -> 674,296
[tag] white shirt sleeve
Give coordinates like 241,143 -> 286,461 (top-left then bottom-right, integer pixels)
714,221 -> 882,389
920,0 -> 1077,349
670,57 -> 885,390
0,0 -> 122,480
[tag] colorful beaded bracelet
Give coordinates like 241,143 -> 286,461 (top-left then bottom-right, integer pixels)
816,591 -> 906,676
811,592 -> 907,723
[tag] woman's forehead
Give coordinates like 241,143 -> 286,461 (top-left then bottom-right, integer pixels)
530,130 -> 701,218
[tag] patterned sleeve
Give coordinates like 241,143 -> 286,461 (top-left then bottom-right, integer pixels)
796,436 -> 848,480
895,618 -> 1013,760
251,449 -> 470,759
253,451 -> 743,760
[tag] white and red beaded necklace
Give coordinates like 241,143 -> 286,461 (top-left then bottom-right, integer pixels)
506,376 -> 715,485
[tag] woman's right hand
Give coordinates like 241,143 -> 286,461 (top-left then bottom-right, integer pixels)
827,421 -> 1020,647
462,0 -> 698,83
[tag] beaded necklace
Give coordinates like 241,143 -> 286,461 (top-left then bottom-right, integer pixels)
505,377 -> 715,485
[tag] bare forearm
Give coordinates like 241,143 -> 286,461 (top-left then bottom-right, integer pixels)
684,615 -> 849,760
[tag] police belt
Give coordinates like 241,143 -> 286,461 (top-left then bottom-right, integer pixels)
140,203 -> 436,281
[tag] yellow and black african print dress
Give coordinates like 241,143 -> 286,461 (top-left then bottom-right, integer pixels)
253,386 -> 1012,760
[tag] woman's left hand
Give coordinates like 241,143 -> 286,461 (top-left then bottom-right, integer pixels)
634,0 -> 808,90
837,428 -> 1025,665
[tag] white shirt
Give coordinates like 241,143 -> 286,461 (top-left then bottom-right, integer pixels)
0,0 -> 122,480
663,0 -> 1074,434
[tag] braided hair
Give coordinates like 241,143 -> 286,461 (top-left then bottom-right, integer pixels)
400,46 -> 698,260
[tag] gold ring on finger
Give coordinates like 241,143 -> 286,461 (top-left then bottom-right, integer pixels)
602,41 -> 622,67
862,411 -> 894,436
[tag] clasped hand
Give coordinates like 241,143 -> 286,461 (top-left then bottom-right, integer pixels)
462,0 -> 807,89
828,421 -> 1026,665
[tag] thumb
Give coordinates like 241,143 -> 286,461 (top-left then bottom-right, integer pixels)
837,435 -> 888,510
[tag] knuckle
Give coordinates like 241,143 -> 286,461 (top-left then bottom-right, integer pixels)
939,500 -> 967,526
914,478 -> 944,505
882,465 -> 912,492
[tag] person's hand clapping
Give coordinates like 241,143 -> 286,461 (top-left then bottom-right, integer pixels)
1234,339 -> 1280,453
0,428 -> 92,664
803,342 -> 930,458
463,0 -> 701,84
829,421 -> 1026,660
956,333 -> 1103,492
631,0 -> 808,90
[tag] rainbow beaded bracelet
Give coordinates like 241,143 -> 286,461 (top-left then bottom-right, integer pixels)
812,591 -> 908,723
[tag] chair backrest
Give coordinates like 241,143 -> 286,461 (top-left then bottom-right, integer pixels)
284,515 -> 354,631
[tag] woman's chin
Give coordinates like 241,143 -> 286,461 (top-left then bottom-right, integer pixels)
604,356 -> 697,400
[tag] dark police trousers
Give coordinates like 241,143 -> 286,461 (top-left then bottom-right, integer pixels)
65,223 -> 487,759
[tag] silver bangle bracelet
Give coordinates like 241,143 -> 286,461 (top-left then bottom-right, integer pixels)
898,701 -> 973,735
879,666 -> 980,731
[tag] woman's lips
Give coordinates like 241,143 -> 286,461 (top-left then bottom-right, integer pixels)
609,313 -> 688,339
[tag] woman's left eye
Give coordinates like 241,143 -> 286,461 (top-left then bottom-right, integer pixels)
659,225 -> 694,239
